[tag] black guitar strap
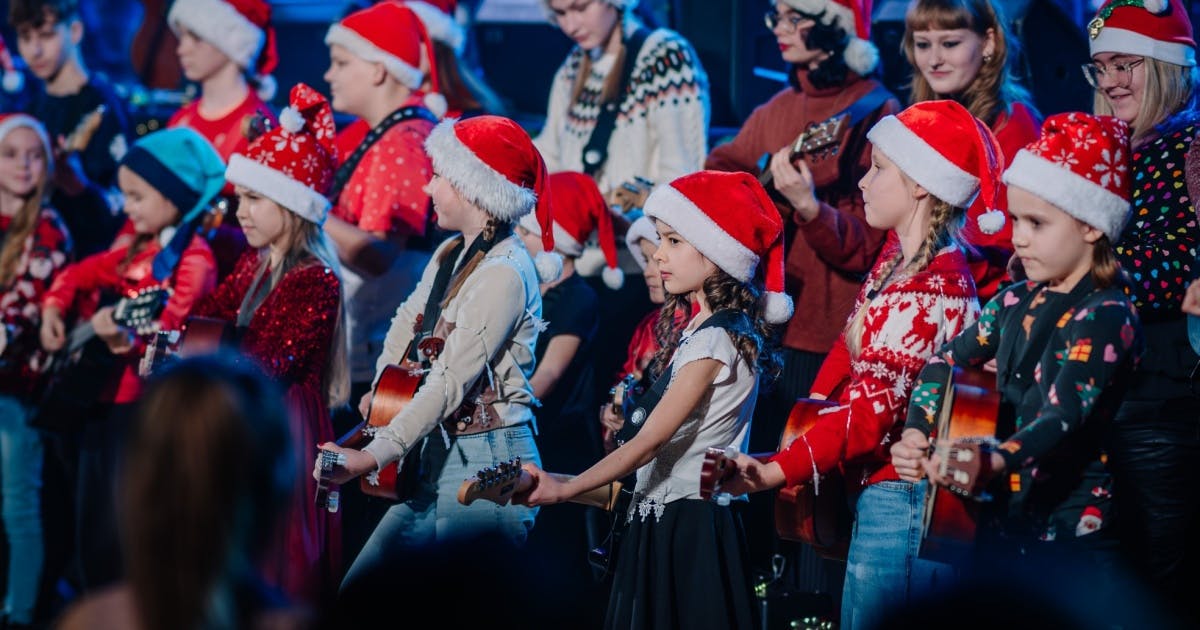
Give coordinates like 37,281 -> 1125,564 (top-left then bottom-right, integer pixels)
330,105 -> 439,205
581,27 -> 650,176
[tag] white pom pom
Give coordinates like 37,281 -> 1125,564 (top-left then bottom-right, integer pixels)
762,292 -> 794,325
256,74 -> 277,102
576,246 -> 607,276
1142,0 -> 1167,13
279,106 -> 305,134
424,92 -> 448,119
2,69 -> 22,93
977,209 -> 1006,235
843,38 -> 880,76
534,251 -> 563,284
601,265 -> 625,290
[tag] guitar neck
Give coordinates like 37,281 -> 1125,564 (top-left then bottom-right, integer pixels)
65,321 -> 97,355
548,473 -> 625,512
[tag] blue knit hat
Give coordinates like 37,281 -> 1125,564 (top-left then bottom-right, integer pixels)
119,128 -> 226,281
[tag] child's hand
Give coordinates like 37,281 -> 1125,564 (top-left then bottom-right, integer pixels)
769,147 -> 818,222
599,403 -> 623,453
891,428 -> 929,482
1182,279 -> 1200,316
311,442 -> 377,484
512,462 -> 565,507
717,455 -> 785,496
358,390 -> 372,419
92,307 -> 134,354
40,308 -> 65,352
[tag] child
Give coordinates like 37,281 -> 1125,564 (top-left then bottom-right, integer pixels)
518,170 -> 793,629
10,0 -> 131,257
0,113 -> 70,629
314,115 -> 560,608
192,83 -> 348,606
716,100 -> 998,630
893,113 -> 1142,614
39,126 -> 223,592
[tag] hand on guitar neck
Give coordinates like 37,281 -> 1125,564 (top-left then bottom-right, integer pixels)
699,446 -> 780,502
757,114 -> 847,222
457,457 -> 626,511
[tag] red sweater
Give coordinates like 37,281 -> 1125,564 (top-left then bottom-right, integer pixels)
773,245 -> 979,488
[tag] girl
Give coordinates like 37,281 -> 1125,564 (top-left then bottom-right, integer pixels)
716,100 -> 998,630
0,114 -> 69,629
1085,0 -> 1200,616
192,83 -> 347,606
893,112 -> 1141,617
518,170 -> 793,630
903,0 -> 1041,300
314,115 -> 560,606
39,126 -> 223,592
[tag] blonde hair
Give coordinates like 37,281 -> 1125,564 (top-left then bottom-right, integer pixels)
1092,57 -> 1199,145
0,125 -> 53,287
903,0 -> 1032,126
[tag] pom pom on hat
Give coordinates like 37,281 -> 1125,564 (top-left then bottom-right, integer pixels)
842,36 -> 880,76
977,209 -> 1006,235
782,0 -> 878,74
256,73 -> 277,102
278,105 -> 305,133
534,251 -> 564,284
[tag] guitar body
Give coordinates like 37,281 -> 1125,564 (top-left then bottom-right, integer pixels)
357,361 -> 425,502
177,316 -> 237,357
774,398 -> 852,561
920,366 -> 1000,563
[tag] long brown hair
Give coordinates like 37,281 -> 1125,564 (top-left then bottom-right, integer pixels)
0,123 -> 54,288
120,354 -> 292,630
903,0 -> 1033,126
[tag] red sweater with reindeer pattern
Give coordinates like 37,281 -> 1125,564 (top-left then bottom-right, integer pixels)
773,245 -> 979,488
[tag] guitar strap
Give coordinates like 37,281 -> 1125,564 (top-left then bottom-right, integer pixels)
580,27 -> 651,176
834,83 -> 893,189
329,105 -> 439,205
995,276 -> 1096,398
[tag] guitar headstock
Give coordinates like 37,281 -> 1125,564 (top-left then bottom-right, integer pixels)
609,373 -> 641,421
113,287 -> 172,335
457,456 -> 524,507
699,445 -> 740,505
315,449 -> 348,513
790,114 -> 848,162
63,105 -> 107,154
934,437 -> 998,501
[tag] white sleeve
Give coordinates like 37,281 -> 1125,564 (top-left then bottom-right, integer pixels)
671,326 -> 735,383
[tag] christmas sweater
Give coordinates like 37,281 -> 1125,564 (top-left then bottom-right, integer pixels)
533,19 -> 710,195
772,245 -> 978,487
0,207 -> 72,399
904,277 -> 1142,541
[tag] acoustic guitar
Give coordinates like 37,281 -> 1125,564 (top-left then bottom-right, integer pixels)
757,114 -> 848,197
919,366 -> 1000,563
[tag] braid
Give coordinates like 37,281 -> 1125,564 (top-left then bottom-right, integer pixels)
907,198 -> 959,273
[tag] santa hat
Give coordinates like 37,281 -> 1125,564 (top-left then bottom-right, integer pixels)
643,171 -> 793,324
624,215 -> 660,270
1002,113 -> 1132,241
0,34 -> 23,93
542,0 -> 637,21
520,171 -> 623,288
1088,0 -> 1195,67
425,115 -> 561,283
867,99 -> 1006,235
781,0 -> 879,75
326,2 -> 448,117
0,114 -> 51,169
404,0 -> 465,55
167,0 -> 279,100
226,83 -> 337,225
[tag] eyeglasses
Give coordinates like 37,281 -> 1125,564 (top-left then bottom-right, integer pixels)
1081,58 -> 1144,89
764,11 -> 806,33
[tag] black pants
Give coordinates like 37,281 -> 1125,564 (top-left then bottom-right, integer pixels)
73,403 -> 133,593
1109,396 -> 1200,626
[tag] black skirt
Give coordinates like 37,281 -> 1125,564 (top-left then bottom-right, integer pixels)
605,498 -> 757,630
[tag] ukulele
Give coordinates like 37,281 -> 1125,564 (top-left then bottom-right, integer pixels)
137,315 -> 237,376
920,366 -> 1000,563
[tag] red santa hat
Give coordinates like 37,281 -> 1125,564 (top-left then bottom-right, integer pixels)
1088,0 -> 1195,67
403,0 -> 465,55
226,83 -> 337,225
325,2 -> 448,118
167,0 -> 279,100
780,0 -> 879,75
1002,112 -> 1132,241
425,115 -> 561,283
0,34 -> 23,93
0,114 -> 51,173
866,99 -> 1006,235
519,171 -> 623,289
642,171 -> 793,324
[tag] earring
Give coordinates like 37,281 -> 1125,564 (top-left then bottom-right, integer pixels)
982,53 -> 994,63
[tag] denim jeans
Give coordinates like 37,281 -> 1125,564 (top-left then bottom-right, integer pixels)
841,480 -> 955,630
0,395 -> 43,624
340,423 -> 541,593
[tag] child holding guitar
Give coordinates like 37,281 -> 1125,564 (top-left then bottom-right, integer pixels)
714,100 -> 999,630
38,126 -> 224,592
189,83 -> 348,606
313,115 -> 561,600
516,170 -> 792,630
893,113 -> 1141,606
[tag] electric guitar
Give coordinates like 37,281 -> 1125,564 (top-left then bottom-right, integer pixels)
609,373 -> 644,447
457,456 -> 627,512
920,366 -> 1000,563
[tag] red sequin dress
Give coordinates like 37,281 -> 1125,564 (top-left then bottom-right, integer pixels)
193,249 -> 342,604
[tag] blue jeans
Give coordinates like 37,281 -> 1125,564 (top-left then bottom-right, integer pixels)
340,423 -> 541,592
0,395 -> 43,624
841,480 -> 955,630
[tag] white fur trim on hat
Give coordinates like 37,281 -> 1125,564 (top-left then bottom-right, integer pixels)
1089,27 -> 1196,67
643,185 -> 758,282
624,215 -> 659,270
0,114 -> 52,164
407,1 -> 465,53
226,154 -> 331,225
424,120 -> 536,222
325,24 -> 424,89
168,0 -> 264,70
867,115 -> 980,208
1002,150 -> 1131,241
